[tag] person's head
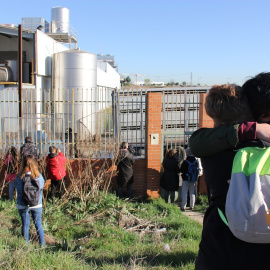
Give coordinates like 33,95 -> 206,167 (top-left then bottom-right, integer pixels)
19,154 -> 39,179
49,146 -> 57,154
205,84 -> 253,126
165,148 -> 178,159
120,141 -> 128,150
25,137 -> 32,143
242,72 -> 270,123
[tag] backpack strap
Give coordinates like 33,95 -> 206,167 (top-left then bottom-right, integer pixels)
217,207 -> 229,226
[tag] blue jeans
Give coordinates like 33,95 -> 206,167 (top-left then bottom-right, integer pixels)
18,207 -> 45,246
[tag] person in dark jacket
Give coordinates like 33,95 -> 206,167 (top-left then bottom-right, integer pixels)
116,141 -> 135,198
20,137 -> 40,162
160,148 -> 180,203
46,146 -> 67,199
191,83 -> 270,270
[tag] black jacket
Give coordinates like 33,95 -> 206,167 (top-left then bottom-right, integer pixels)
195,140 -> 270,270
160,156 -> 180,191
20,142 -> 40,161
116,149 -> 135,187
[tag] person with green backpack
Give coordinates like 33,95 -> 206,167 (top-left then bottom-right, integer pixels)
190,80 -> 270,270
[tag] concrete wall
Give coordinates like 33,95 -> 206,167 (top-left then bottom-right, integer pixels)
97,61 -> 120,89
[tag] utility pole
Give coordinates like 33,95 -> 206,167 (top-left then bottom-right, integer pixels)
190,72 -> 193,86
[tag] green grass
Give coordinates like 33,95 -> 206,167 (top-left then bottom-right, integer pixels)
0,193 -> 202,269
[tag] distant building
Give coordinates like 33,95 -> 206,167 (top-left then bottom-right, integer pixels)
0,7 -> 120,149
97,54 -> 118,71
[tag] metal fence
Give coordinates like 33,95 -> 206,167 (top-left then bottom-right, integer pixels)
161,88 -> 207,159
0,86 -> 207,159
114,88 -> 147,157
0,86 -> 115,158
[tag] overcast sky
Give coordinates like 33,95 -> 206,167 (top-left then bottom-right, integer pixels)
1,0 -> 270,85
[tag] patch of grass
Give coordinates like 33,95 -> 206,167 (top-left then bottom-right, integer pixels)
194,194 -> 209,212
0,193 -> 202,269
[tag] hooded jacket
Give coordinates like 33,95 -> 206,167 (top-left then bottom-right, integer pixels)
46,152 -> 66,181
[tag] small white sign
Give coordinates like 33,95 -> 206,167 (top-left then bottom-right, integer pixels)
151,133 -> 159,145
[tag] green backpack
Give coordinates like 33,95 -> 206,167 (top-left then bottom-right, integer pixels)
219,146 -> 270,243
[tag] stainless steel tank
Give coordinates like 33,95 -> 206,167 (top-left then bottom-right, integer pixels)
51,6 -> 70,33
53,49 -> 97,139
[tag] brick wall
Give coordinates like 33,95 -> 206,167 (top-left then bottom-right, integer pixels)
146,92 -> 162,198
197,93 -> 214,195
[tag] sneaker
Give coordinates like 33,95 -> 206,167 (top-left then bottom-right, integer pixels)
181,208 -> 185,212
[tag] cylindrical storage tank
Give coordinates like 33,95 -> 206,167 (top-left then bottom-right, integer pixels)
51,6 -> 69,33
53,49 -> 97,140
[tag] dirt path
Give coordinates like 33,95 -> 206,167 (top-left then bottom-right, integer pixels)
181,209 -> 204,225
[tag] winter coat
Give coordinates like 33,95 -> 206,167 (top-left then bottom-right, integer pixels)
160,156 -> 180,191
195,139 -> 270,270
189,124 -> 239,158
46,152 -> 66,181
20,142 -> 40,161
116,149 -> 135,187
14,172 -> 45,209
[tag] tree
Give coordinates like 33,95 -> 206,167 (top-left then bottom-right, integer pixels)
144,78 -> 151,85
182,81 -> 187,86
126,76 -> 131,84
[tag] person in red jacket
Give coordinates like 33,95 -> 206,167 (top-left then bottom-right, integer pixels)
46,146 -> 67,199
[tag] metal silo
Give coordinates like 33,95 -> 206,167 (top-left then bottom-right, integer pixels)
51,6 -> 70,33
53,49 -> 97,140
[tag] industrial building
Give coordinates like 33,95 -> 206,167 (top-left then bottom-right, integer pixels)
0,7 -> 120,154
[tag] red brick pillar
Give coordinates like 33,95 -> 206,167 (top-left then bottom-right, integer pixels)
146,92 -> 162,198
197,93 -> 214,194
199,93 -> 214,128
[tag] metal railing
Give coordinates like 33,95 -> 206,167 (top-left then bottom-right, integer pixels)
0,86 -> 206,159
0,86 -> 115,158
161,88 -> 207,158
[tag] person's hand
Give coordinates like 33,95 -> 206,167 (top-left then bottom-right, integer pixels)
256,123 -> 270,142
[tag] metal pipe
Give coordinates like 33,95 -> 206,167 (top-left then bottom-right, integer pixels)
18,24 -> 23,118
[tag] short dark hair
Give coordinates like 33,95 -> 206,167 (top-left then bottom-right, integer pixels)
25,137 -> 32,143
242,72 -> 270,120
49,146 -> 57,153
120,141 -> 128,149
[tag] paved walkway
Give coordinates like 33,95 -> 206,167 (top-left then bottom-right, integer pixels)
181,209 -> 204,225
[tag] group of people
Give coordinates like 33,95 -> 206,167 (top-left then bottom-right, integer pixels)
189,72 -> 270,269
160,147 -> 202,210
4,137 -> 67,246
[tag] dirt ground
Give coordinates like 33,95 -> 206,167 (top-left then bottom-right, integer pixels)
181,209 -> 204,225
